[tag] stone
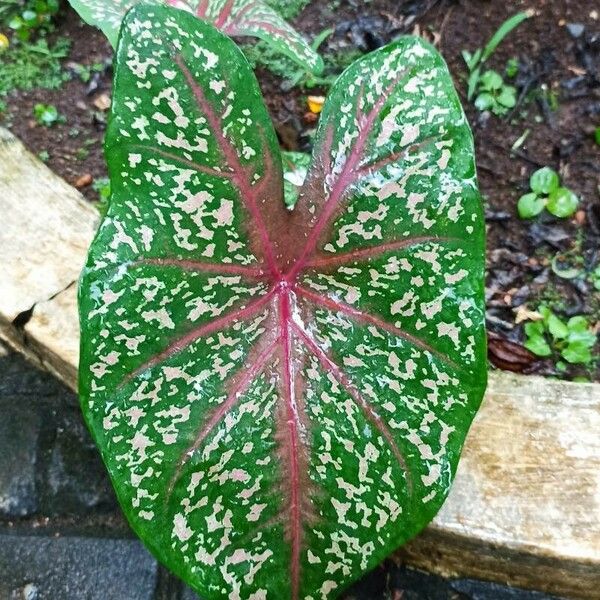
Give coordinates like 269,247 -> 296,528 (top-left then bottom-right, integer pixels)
0,348 -> 118,520
41,406 -> 119,515
342,561 -> 561,600
181,586 -> 201,600
566,23 -> 585,38
0,127 -> 98,322
0,399 -> 40,517
0,534 -> 157,600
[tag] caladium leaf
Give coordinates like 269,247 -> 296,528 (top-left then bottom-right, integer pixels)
67,0 -> 323,74
79,5 -> 487,599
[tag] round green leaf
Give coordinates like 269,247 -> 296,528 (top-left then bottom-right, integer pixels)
517,192 -> 545,218
567,327 -> 597,348
530,166 -> 559,195
567,315 -> 589,332
480,70 -> 502,91
474,92 -> 494,111
524,321 -> 544,337
497,85 -> 516,108
562,342 -> 592,364
524,334 -> 552,357
79,6 -> 486,598
547,186 -> 579,218
547,313 -> 568,340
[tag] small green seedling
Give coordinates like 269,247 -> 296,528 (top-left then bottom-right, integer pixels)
33,102 -> 63,126
505,57 -> 519,78
518,166 -> 579,219
8,0 -> 59,42
92,176 -> 110,216
524,307 -> 597,366
462,11 -> 530,102
595,126 -> 600,146
473,69 -> 516,116
71,61 -> 104,83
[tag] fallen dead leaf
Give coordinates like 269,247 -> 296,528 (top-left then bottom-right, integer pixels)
74,173 -> 93,189
488,332 -> 539,373
514,305 -> 543,324
93,93 -> 111,111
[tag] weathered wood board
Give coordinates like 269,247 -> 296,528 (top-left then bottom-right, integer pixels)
0,127 -> 99,383
0,126 -> 598,599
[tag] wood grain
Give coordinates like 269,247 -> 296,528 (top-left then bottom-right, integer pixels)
0,126 -> 598,599
0,127 -> 98,382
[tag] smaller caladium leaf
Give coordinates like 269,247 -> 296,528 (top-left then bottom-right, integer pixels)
67,0 -> 323,74
206,0 -> 324,75
67,0 -> 141,47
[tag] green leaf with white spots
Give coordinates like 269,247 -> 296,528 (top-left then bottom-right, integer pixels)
66,0 -> 323,73
79,5 -> 486,599
67,0 -> 153,47
171,0 -> 323,74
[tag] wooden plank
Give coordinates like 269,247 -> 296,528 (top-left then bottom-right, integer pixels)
0,126 -> 598,599
0,127 -> 98,383
401,372 -> 600,599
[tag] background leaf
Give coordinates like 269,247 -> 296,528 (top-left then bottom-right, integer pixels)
214,0 -> 324,75
517,192 -> 545,218
67,0 -> 142,47
547,186 -> 579,218
530,166 -> 559,196
79,6 -> 487,599
66,0 -> 322,73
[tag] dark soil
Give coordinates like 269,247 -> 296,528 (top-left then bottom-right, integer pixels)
1,0 -> 599,381
2,7 -> 112,198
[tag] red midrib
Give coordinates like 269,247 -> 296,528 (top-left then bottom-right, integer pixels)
167,337 -> 278,499
278,287 -> 302,600
195,0 -> 209,17
286,69 -> 410,281
120,55 -> 453,597
173,54 -> 280,279
223,0 -> 260,34
213,0 -> 236,28
137,257 -> 266,278
306,236 -> 459,269
122,287 -> 276,386
295,285 -> 459,370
